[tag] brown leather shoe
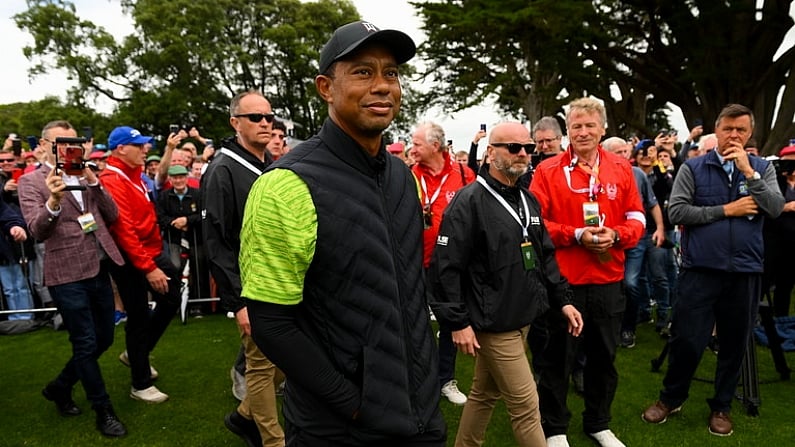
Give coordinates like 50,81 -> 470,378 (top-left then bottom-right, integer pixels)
708,411 -> 733,436
642,400 -> 681,424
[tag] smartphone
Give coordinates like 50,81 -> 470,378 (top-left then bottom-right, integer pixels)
447,139 -> 453,147
26,136 -> 38,150
480,123 -> 487,132
693,119 -> 703,127
53,137 -> 88,183
82,126 -> 93,140
11,138 -> 22,157
169,124 -> 180,134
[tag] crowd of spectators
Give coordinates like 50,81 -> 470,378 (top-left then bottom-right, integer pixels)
2,19 -> 794,446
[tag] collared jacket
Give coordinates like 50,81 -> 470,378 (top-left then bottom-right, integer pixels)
156,186 -> 202,246
99,156 -> 162,273
201,137 -> 271,313
531,147 -> 645,285
428,166 -> 570,332
18,164 -> 123,286
669,150 -> 783,273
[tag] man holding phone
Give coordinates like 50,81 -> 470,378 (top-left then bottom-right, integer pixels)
18,120 -> 127,437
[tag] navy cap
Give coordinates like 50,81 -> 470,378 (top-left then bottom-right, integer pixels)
319,21 -> 416,74
633,139 -> 654,157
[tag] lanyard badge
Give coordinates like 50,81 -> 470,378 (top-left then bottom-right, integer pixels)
521,241 -> 537,271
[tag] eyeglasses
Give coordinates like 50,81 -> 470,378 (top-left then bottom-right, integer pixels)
490,142 -> 536,154
233,113 -> 275,124
0,159 -> 16,163
536,137 -> 559,146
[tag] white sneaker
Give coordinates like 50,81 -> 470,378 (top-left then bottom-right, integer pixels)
119,350 -> 159,380
588,429 -> 626,447
230,367 -> 247,401
130,385 -> 169,403
546,435 -> 570,447
441,379 -> 467,405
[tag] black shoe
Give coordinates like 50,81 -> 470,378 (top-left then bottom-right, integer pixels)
42,382 -> 82,416
224,411 -> 262,447
95,405 -> 127,437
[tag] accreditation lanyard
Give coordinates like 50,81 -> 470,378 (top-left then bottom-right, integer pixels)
420,173 -> 450,210
564,152 -> 602,201
104,165 -> 150,202
476,176 -> 530,241
218,148 -> 264,176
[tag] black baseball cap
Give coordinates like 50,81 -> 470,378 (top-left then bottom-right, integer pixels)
319,21 -> 416,74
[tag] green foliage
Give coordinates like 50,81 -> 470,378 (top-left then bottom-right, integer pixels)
14,0 -> 363,141
413,0 -> 795,151
0,97 -> 112,147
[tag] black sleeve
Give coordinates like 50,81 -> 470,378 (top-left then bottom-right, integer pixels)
247,299 -> 361,419
155,193 -> 172,232
467,141 -> 480,174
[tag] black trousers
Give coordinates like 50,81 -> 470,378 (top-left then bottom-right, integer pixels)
110,251 -> 181,390
660,269 -> 760,412
536,282 -> 624,435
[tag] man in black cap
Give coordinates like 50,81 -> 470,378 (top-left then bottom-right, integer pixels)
240,21 -> 446,446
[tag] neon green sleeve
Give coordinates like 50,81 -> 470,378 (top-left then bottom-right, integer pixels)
240,168 -> 317,305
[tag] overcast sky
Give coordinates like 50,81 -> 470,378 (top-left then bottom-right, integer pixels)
2,1 -> 793,153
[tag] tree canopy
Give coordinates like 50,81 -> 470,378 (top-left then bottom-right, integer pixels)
413,0 -> 795,154
13,0 -> 362,142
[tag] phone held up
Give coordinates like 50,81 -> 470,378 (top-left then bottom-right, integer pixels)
169,124 -> 180,135
53,137 -> 88,190
480,123 -> 487,132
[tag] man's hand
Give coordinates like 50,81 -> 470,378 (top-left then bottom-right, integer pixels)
46,168 -> 66,208
9,226 -> 27,242
561,304 -> 583,337
4,179 -> 18,192
689,125 -> 703,142
171,216 -> 188,231
145,268 -> 170,295
452,326 -> 480,356
235,306 -> 251,336
723,196 -> 758,217
651,228 -> 665,248
722,140 -> 753,177
581,227 -> 616,253
783,201 -> 795,213
472,129 -> 486,144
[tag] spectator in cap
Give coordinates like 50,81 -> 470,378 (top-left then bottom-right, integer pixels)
240,21 -> 446,445
99,125 -> 182,404
386,141 -> 408,163
145,155 -> 160,181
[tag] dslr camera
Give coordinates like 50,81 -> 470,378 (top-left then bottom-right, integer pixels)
54,137 -> 87,176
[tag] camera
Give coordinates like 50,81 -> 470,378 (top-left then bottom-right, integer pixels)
53,137 -> 87,178
169,124 -> 180,134
772,158 -> 795,175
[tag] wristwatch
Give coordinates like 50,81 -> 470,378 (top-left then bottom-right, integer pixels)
613,230 -> 620,245
749,171 -> 761,181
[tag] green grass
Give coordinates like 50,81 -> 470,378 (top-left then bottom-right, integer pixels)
2,315 -> 794,446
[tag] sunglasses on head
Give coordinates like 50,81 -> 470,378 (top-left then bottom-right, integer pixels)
233,113 -> 275,124
490,142 -> 536,154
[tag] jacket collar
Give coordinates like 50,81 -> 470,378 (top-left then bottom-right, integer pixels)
106,155 -> 143,179
318,118 -> 387,177
220,136 -> 272,170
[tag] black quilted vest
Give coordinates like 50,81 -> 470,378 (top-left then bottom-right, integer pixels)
271,119 -> 443,441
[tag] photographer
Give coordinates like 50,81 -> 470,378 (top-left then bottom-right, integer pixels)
17,120 -> 127,437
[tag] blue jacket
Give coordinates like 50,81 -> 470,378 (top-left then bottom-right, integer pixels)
676,152 -> 773,272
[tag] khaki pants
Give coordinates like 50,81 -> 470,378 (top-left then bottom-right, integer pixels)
455,326 -> 545,447
238,329 -> 285,447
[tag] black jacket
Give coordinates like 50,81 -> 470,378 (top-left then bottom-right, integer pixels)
200,137 -> 271,313
428,167 -> 571,332
156,186 -> 202,246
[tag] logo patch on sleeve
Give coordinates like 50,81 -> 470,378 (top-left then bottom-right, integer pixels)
436,235 -> 449,246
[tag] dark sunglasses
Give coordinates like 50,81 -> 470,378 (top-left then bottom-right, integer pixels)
0,159 -> 16,163
233,113 -> 275,124
490,142 -> 536,154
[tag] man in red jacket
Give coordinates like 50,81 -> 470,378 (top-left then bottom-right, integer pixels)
530,98 -> 645,447
100,126 -> 181,404
410,121 -> 476,406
